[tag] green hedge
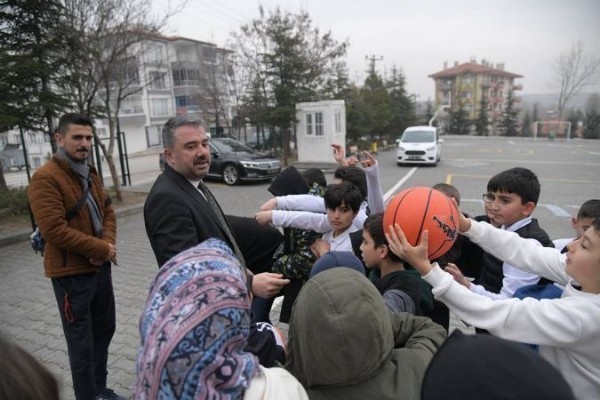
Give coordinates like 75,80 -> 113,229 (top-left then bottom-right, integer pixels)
0,187 -> 30,216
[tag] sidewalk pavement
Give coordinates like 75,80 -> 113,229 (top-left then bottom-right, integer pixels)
0,207 -> 292,400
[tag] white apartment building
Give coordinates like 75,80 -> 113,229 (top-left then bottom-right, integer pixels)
1,33 -> 233,167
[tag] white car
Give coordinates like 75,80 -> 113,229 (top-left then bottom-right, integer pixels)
396,126 -> 442,166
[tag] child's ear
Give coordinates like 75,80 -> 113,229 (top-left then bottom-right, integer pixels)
522,201 -> 536,216
571,216 -> 578,229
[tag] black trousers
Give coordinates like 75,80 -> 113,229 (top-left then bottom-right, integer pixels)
52,263 -> 116,400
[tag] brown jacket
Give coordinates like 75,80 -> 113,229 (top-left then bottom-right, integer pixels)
28,156 -> 117,278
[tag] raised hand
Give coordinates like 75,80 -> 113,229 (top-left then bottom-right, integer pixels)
385,223 -> 433,275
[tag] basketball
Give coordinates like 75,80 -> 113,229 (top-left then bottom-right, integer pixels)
383,186 -> 459,259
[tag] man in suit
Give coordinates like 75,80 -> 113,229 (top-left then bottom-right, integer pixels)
144,116 -> 288,298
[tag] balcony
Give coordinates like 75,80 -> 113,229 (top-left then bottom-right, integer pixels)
437,81 -> 453,90
119,106 -> 144,117
513,84 -> 523,91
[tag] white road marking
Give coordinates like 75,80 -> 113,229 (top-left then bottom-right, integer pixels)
384,167 -> 418,203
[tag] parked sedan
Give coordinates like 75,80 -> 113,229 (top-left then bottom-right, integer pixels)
158,137 -> 281,185
207,137 -> 280,185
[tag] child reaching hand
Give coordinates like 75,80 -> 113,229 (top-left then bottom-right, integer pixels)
385,211 -> 600,400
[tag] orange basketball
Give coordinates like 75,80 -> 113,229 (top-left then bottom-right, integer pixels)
383,186 -> 459,260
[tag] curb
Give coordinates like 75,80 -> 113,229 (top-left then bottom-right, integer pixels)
0,203 -> 146,249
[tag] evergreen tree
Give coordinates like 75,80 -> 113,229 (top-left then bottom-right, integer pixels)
0,0 -> 71,148
360,60 -> 391,142
499,90 -> 519,136
234,6 -> 347,164
521,110 -> 532,137
583,93 -> 600,139
386,65 -> 415,141
448,98 -> 469,135
584,111 -> 600,139
475,91 -> 489,136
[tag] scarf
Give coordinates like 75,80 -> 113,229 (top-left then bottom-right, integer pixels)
55,147 -> 103,237
136,238 -> 259,400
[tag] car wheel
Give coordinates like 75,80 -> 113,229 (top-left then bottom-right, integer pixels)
222,164 -> 240,185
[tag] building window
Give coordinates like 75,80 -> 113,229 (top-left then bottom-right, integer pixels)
32,156 -> 42,168
306,113 -> 313,135
97,128 -> 108,137
145,45 -> 164,64
172,69 -> 200,87
315,112 -> 323,136
148,71 -> 168,89
334,111 -> 342,133
151,99 -> 170,117
176,46 -> 197,62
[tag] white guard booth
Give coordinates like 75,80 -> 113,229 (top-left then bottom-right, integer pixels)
296,100 -> 346,163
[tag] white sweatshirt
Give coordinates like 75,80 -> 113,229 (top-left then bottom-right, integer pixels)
423,220 -> 600,400
272,162 -> 384,232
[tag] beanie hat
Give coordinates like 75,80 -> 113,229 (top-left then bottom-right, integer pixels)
309,251 -> 365,279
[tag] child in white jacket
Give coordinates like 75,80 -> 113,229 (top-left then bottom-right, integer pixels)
386,212 -> 600,400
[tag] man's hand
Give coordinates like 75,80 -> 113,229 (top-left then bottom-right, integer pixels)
252,272 -> 290,298
310,238 -> 330,258
255,211 -> 273,225
444,263 -> 471,288
260,198 -> 278,211
385,223 -> 433,275
107,243 -> 118,264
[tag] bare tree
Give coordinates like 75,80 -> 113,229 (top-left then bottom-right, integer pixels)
61,0 -> 183,201
551,40 -> 600,120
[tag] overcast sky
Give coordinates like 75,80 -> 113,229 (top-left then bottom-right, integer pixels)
153,0 -> 600,100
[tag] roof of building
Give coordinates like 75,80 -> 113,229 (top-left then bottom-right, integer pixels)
429,62 -> 522,79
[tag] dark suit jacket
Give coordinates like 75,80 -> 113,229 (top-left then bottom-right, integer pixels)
144,164 -> 235,267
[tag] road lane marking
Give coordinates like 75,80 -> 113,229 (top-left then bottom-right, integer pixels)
446,174 -> 452,184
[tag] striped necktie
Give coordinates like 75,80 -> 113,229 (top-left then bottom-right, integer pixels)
197,181 -> 246,268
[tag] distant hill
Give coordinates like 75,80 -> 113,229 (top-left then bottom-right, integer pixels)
519,92 -> 597,112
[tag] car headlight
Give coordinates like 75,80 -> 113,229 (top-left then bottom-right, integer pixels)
240,161 -> 259,168
426,146 -> 436,151
397,146 -> 405,152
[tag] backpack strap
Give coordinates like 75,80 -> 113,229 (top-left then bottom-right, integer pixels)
65,177 -> 92,221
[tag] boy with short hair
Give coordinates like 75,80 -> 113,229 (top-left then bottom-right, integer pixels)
256,182 -> 363,256
446,167 -> 554,300
387,214 -> 600,400
554,199 -> 600,252
361,213 -> 433,316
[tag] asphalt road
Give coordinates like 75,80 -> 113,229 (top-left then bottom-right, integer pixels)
195,136 -> 600,242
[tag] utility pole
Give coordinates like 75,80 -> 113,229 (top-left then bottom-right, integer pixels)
365,54 -> 384,72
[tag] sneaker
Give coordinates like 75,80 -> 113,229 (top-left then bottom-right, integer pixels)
95,388 -> 126,400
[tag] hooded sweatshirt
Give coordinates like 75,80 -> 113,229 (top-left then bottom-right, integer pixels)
286,268 -> 446,400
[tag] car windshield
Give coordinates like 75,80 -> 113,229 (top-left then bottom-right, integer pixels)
211,138 -> 253,153
402,131 -> 435,143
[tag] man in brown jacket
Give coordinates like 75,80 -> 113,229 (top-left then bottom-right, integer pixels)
28,113 -> 123,400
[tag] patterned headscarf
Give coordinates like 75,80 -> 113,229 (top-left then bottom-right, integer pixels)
135,238 -> 259,400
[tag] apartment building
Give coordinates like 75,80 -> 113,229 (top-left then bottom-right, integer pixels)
101,34 -> 233,154
1,33 -> 233,167
429,60 -> 523,128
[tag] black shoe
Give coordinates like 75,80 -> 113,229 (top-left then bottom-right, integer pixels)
95,388 -> 126,400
